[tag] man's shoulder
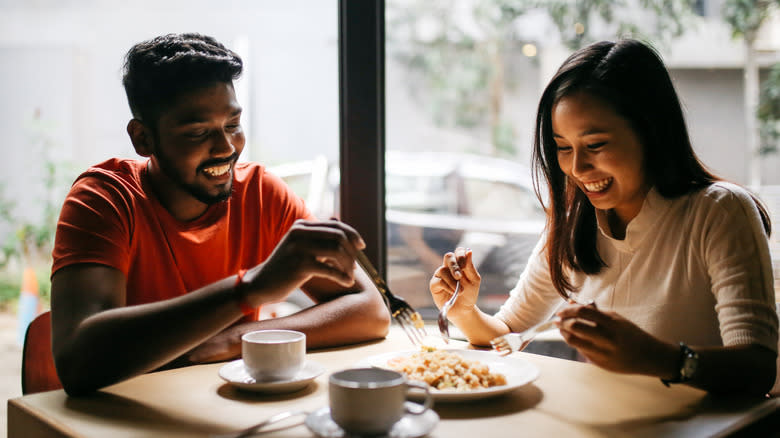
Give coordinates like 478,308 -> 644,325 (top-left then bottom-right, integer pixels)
67,158 -> 148,208
232,161 -> 290,194
233,161 -> 265,182
74,158 -> 146,188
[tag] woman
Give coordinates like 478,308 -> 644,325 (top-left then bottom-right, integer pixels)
429,39 -> 778,395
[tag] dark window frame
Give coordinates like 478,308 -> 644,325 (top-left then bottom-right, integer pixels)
339,0 -> 387,277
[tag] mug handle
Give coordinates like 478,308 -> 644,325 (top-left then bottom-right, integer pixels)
403,381 -> 433,415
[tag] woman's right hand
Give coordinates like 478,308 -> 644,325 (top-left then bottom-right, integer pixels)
429,247 -> 481,318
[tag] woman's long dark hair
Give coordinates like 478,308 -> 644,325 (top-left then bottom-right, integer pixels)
531,39 -> 772,298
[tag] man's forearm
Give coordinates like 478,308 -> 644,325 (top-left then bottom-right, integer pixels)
55,275 -> 245,396
186,288 -> 391,365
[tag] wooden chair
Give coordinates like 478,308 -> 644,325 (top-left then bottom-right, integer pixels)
22,311 -> 62,394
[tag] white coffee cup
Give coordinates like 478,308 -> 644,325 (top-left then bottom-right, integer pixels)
329,368 -> 433,435
241,330 -> 306,382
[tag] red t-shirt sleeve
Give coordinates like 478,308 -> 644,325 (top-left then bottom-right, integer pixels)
51,173 -> 134,276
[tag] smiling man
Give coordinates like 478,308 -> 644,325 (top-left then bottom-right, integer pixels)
49,33 -> 390,396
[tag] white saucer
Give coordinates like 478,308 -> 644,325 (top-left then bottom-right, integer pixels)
218,359 -> 325,393
304,403 -> 439,438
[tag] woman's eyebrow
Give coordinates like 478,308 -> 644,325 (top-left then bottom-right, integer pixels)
553,128 -> 608,139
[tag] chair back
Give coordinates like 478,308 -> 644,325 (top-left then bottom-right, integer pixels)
22,311 -> 62,394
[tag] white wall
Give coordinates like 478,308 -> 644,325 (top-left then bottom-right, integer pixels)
0,0 -> 338,227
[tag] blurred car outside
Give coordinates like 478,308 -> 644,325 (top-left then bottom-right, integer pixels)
266,150 -> 546,319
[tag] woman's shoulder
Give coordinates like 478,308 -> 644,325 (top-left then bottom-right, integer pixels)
682,182 -> 768,234
687,182 -> 758,211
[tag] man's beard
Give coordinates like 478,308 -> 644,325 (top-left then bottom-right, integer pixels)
155,148 -> 236,205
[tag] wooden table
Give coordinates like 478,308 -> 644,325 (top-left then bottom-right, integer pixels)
7,326 -> 779,437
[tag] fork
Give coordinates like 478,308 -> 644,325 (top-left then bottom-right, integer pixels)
437,280 -> 460,343
354,250 -> 427,346
490,298 -> 596,355
490,316 -> 562,356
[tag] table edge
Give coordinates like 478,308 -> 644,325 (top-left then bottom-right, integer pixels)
8,396 -> 77,438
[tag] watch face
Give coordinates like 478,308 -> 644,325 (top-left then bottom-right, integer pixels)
681,352 -> 698,380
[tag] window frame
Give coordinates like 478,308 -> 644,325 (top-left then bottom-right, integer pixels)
339,0 -> 387,277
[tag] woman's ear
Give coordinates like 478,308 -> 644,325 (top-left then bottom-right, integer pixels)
127,119 -> 153,157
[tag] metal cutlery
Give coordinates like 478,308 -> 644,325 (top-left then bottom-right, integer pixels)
211,410 -> 309,438
437,280 -> 460,343
490,316 -> 561,356
491,298 -> 596,355
355,250 -> 427,346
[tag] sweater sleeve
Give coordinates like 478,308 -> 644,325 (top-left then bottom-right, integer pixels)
700,183 -> 778,353
494,235 -> 566,332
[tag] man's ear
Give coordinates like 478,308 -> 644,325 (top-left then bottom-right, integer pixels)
127,119 -> 154,157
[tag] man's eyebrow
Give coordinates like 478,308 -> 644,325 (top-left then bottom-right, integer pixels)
175,108 -> 243,126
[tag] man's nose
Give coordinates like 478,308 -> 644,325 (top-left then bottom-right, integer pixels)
210,131 -> 235,157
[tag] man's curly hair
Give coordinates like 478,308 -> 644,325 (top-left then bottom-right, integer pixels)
122,33 -> 243,126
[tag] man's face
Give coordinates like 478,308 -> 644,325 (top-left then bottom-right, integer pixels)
149,81 -> 245,205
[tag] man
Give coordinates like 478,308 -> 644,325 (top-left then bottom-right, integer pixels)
50,33 -> 390,396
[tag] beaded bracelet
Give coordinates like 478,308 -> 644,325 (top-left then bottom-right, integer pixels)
234,269 -> 255,316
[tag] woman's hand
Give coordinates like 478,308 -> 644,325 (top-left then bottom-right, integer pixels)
429,247 -> 481,319
556,303 -> 677,377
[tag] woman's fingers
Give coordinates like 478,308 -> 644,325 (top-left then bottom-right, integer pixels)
432,266 -> 457,291
444,250 -> 463,280
460,250 -> 480,283
558,322 -> 610,358
557,303 -> 612,329
446,247 -> 479,283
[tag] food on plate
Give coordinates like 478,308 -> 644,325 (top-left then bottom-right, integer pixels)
387,347 -> 507,390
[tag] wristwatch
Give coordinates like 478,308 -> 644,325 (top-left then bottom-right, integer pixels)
661,342 -> 699,387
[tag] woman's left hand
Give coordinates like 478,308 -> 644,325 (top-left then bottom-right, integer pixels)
556,303 -> 676,377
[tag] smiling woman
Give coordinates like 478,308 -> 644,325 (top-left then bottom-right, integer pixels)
427,38 -> 779,396
552,90 -> 651,239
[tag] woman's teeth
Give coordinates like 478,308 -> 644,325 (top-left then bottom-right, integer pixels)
203,164 -> 231,177
583,177 -> 612,193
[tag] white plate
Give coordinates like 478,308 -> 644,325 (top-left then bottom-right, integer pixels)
305,403 -> 439,438
219,359 -> 325,393
355,349 -> 539,402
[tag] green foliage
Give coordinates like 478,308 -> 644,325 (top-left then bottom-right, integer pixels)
722,0 -> 779,40
722,0 -> 780,157
0,267 -> 51,309
0,112 -> 75,295
758,63 -> 780,155
387,0 -> 697,157
0,274 -> 20,310
538,0 -> 695,50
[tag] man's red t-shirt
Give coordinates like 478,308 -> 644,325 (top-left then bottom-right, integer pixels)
52,158 -> 313,318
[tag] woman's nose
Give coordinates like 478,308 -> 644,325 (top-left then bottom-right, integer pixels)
571,149 -> 592,176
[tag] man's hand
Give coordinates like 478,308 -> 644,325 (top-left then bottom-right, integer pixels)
241,219 -> 367,307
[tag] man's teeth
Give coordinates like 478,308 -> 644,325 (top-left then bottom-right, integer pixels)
583,177 -> 612,193
203,164 -> 231,176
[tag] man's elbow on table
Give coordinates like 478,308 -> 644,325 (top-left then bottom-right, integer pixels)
352,290 -> 392,341
54,345 -> 138,397
55,355 -> 102,397
338,288 -> 391,344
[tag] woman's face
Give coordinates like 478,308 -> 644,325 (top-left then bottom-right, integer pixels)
552,91 -> 651,226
